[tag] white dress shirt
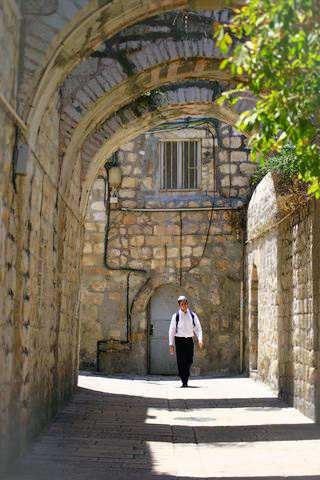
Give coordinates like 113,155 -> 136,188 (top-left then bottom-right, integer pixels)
168,308 -> 202,346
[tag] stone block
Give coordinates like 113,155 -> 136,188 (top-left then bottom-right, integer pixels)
230,137 -> 242,148
218,150 -> 229,161
94,179 -> 105,191
231,151 -> 247,162
154,226 -> 167,236
83,243 -> 92,254
142,178 -> 153,189
152,247 -> 165,259
120,189 -> 136,198
109,238 -> 121,249
233,176 -> 249,187
91,201 -> 105,211
166,225 -> 180,235
185,236 -> 198,247
222,188 -> 238,197
240,163 -> 256,174
122,165 -> 132,174
81,291 -> 104,305
122,177 -> 136,188
82,255 -> 97,266
130,247 -> 142,259
221,177 -> 231,187
122,201 -> 136,208
193,246 -> 204,257
121,142 -> 134,151
167,247 -> 179,258
130,236 -> 144,247
122,214 -> 137,225
85,222 -> 97,231
91,280 -> 107,292
182,246 -> 192,257
143,226 -> 153,235
93,211 -> 106,222
219,164 -> 237,174
93,243 -> 105,254
110,248 -> 121,257
182,258 -> 191,268
128,225 -> 142,235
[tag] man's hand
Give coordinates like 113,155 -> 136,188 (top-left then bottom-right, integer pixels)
169,345 -> 174,354
198,341 -> 203,349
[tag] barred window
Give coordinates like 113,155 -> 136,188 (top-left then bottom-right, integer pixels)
160,140 -> 201,190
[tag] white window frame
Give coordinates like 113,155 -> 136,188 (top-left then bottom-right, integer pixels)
159,139 -> 202,191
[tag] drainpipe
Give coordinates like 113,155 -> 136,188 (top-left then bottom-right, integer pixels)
239,219 -> 246,373
96,173 -> 148,371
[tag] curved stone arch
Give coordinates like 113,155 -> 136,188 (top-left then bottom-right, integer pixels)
130,276 -> 192,334
26,0 -> 246,148
61,57 -> 243,196
79,102 -> 247,216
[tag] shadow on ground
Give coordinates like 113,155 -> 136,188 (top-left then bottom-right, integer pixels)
5,374 -> 320,480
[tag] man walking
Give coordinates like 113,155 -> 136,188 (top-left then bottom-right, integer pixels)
169,295 -> 203,387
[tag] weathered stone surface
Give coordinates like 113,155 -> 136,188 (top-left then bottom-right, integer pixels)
247,177 -> 320,421
80,130 -> 246,376
3,2 -> 320,475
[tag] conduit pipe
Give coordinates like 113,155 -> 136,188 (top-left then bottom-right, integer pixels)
121,206 -> 241,212
0,90 -> 27,132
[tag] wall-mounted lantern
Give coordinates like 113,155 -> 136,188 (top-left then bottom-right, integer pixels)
108,165 -> 122,203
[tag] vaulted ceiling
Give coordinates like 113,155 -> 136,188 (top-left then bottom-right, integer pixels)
17,0 -> 252,214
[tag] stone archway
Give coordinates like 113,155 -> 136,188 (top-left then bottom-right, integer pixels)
25,0 -> 246,148
79,103 -> 246,216
61,57 -> 241,198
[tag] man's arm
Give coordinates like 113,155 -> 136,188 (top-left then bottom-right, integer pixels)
193,312 -> 203,348
168,313 -> 176,352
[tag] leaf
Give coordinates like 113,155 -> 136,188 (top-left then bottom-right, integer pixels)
220,58 -> 229,70
278,132 -> 287,142
224,33 -> 232,44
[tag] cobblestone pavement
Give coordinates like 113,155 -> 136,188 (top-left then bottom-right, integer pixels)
5,373 -> 320,480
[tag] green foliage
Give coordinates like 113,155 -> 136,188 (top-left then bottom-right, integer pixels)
138,89 -> 166,111
105,151 -> 119,170
214,0 -> 320,195
250,145 -> 300,187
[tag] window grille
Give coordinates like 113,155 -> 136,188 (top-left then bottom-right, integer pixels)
160,140 -> 201,190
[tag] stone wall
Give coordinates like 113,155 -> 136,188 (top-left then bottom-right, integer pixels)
0,2 -> 82,471
246,173 -> 320,420
0,0 -> 21,472
246,173 -> 280,391
80,124 -> 253,374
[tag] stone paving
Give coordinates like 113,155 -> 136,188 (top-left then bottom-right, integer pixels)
5,373 -> 320,480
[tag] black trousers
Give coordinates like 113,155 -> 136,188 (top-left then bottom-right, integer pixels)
175,336 -> 194,385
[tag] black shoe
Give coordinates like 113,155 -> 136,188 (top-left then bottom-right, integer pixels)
181,383 -> 188,388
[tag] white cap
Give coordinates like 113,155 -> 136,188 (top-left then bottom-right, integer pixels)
177,295 -> 187,302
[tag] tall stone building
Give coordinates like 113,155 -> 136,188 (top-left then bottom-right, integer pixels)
0,0 -> 319,474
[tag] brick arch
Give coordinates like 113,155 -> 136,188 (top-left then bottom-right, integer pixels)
26,0 -> 245,148
79,102 -> 246,216
61,57 -> 248,197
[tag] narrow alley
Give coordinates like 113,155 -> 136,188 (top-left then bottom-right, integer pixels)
5,374 -> 320,480
2,1 -> 320,476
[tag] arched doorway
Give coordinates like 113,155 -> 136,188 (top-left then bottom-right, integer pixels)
149,284 -> 189,374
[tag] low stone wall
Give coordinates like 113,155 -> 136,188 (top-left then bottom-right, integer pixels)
246,173 -> 320,420
246,173 -> 280,391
